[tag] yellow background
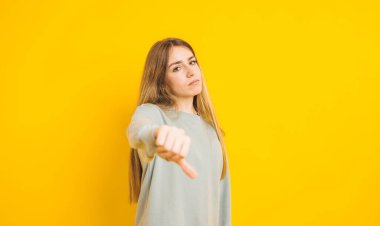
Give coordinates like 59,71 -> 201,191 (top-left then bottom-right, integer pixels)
1,0 -> 379,225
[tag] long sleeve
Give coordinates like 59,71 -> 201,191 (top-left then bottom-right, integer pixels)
126,103 -> 165,162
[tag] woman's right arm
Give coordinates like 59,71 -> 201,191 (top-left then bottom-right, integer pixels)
127,103 -> 198,179
126,104 -> 163,160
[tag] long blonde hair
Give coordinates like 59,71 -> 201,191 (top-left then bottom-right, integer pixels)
129,37 -> 228,204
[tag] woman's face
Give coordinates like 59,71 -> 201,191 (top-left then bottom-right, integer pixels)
165,46 -> 202,98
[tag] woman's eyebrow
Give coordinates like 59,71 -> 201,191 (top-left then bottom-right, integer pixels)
168,56 -> 195,68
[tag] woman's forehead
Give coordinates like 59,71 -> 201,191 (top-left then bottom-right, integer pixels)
168,46 -> 193,60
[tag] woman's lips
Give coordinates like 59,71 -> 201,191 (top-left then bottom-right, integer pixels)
189,79 -> 200,86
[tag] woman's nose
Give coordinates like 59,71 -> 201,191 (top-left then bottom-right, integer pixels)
186,66 -> 194,77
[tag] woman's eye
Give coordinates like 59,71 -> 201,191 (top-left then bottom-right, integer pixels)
172,61 -> 197,72
173,67 -> 180,72
190,60 -> 198,65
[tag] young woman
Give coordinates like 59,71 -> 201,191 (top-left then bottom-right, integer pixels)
126,37 -> 231,226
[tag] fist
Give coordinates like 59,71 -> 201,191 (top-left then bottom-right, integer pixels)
154,125 -> 198,179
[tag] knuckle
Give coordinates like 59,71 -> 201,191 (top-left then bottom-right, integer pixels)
161,125 -> 170,131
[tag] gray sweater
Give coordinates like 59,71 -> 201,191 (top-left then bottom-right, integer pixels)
126,103 -> 231,226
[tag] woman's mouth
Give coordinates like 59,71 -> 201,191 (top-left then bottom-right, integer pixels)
189,79 -> 200,86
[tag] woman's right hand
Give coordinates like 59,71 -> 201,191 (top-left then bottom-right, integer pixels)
154,125 -> 198,179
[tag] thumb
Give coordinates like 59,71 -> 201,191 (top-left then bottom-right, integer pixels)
176,159 -> 198,179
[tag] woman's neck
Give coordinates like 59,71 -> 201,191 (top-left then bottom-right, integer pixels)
173,97 -> 196,114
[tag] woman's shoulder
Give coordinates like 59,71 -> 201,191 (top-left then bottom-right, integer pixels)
136,102 -> 179,118
136,103 -> 162,111
137,103 -> 174,113
132,103 -> 164,118
130,103 -> 167,125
